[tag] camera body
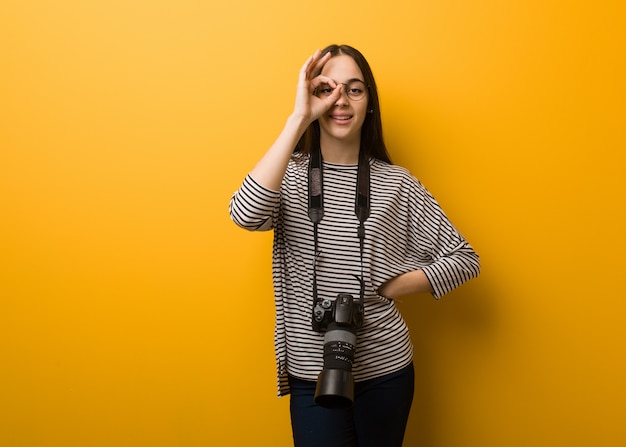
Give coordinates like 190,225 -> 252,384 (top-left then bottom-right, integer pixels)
312,293 -> 364,333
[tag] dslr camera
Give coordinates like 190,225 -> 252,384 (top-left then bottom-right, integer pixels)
312,293 -> 364,409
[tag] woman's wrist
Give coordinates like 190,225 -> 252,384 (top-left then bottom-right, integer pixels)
286,112 -> 312,134
377,281 -> 395,300
378,270 -> 433,299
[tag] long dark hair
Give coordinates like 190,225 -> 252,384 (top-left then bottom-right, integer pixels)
293,44 -> 392,164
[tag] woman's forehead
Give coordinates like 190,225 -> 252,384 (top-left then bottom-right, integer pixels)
320,55 -> 364,82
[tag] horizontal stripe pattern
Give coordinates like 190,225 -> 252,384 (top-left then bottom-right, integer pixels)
230,154 -> 480,396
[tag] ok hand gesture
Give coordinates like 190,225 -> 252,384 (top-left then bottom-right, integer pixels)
292,50 -> 343,125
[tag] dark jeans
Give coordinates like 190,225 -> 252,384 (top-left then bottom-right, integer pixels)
288,363 -> 414,447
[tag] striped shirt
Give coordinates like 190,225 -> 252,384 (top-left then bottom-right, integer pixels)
229,154 -> 480,396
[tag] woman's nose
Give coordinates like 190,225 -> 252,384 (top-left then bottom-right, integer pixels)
334,85 -> 349,106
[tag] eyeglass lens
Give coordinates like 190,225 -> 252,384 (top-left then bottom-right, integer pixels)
316,81 -> 367,101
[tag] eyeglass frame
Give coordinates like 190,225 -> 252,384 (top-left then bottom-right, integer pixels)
313,78 -> 369,101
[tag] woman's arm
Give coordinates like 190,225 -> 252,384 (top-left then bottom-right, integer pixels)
249,50 -> 342,191
377,269 -> 433,299
377,178 -> 480,300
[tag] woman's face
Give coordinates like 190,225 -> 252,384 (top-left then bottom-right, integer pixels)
317,55 -> 369,148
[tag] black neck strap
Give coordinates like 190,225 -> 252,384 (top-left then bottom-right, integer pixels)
307,146 -> 371,309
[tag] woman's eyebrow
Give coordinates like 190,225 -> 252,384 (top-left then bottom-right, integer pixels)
330,77 -> 365,84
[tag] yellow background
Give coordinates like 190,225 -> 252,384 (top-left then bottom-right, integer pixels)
1,1 -> 624,446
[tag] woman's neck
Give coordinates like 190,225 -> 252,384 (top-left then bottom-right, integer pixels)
320,136 -> 360,164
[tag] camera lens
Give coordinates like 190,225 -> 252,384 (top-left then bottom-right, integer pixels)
314,323 -> 357,409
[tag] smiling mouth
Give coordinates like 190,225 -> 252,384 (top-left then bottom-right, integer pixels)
330,115 -> 352,121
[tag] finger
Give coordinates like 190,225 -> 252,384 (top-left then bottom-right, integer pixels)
300,50 -> 321,79
310,51 -> 332,77
314,84 -> 343,110
309,75 -> 337,91
326,84 -> 343,103
298,49 -> 323,82
302,50 -> 331,81
299,52 -> 316,82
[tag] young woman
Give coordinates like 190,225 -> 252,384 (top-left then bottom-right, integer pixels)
229,44 -> 480,447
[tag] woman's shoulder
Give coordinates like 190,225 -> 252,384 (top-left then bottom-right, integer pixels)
285,152 -> 309,175
371,159 -> 419,184
289,151 -> 309,166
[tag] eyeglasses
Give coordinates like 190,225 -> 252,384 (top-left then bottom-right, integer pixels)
314,80 -> 368,101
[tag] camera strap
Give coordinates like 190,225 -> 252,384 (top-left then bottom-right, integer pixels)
308,145 -> 370,315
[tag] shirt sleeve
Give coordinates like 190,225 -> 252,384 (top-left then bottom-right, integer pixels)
229,174 -> 281,231
408,179 -> 481,299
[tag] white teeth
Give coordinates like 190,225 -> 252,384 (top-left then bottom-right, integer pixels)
332,116 -> 351,120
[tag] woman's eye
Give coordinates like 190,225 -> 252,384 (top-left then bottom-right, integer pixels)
316,84 -> 333,96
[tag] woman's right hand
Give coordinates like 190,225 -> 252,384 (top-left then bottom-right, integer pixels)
248,50 -> 343,191
292,50 -> 343,125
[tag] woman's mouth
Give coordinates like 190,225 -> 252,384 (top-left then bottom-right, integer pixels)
330,114 -> 353,123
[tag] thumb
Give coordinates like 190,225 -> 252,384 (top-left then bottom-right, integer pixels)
325,84 -> 343,105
